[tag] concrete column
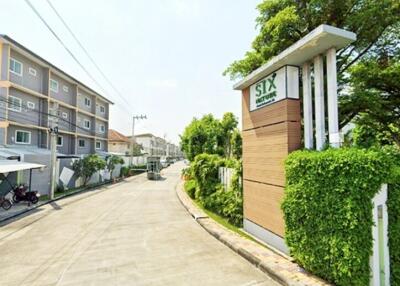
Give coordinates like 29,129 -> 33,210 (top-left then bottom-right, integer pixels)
302,62 -> 313,149
0,43 -> 10,81
313,55 -> 325,150
326,48 -> 340,147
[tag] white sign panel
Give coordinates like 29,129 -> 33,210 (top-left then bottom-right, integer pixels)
250,66 -> 299,111
59,167 -> 74,186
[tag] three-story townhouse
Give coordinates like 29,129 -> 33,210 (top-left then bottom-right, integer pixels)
0,35 -> 113,155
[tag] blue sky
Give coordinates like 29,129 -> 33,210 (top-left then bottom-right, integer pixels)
0,0 -> 260,144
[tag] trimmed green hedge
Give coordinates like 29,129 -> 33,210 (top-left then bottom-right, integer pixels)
282,148 -> 399,285
388,183 -> 400,285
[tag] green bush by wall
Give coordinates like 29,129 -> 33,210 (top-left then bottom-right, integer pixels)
184,179 -> 197,199
191,154 -> 223,199
189,153 -> 243,226
282,148 -> 399,286
388,182 -> 400,285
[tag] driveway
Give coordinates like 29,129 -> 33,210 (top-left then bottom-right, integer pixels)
0,162 -> 279,286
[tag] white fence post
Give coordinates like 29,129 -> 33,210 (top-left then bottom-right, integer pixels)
370,184 -> 390,286
219,167 -> 235,191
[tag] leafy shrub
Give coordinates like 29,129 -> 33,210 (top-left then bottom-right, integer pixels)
191,153 -> 223,199
184,179 -> 197,199
72,154 -> 106,186
386,147 -> 400,285
189,154 -> 243,226
120,166 -> 129,177
203,186 -> 243,226
56,184 -> 65,193
282,148 -> 398,286
106,155 -> 124,178
181,167 -> 193,180
388,183 -> 400,285
130,164 -> 146,170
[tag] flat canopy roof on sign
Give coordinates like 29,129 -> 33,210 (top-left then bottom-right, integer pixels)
0,161 -> 46,173
233,24 -> 356,90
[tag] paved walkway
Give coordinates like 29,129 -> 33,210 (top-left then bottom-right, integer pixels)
0,162 -> 279,286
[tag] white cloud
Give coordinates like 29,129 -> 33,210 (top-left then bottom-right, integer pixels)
164,0 -> 201,20
146,79 -> 178,89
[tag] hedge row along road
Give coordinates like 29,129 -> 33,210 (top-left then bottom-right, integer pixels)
0,162 -> 279,286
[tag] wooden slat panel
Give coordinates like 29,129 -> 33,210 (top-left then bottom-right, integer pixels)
288,121 -> 302,152
241,92 -> 300,237
243,180 -> 285,237
242,121 -> 300,186
242,87 -> 301,131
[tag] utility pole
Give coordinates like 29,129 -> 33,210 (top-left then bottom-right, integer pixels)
130,115 -> 147,165
49,103 -> 59,200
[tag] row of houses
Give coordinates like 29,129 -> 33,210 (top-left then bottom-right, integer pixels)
0,35 -> 182,195
0,35 -> 112,157
108,129 -> 182,158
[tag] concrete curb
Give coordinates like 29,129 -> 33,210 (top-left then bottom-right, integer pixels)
176,180 -> 330,286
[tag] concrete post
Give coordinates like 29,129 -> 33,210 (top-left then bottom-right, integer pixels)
326,48 -> 340,147
302,62 -> 313,149
313,55 -> 325,150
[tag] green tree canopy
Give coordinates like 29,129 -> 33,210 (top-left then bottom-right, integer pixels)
72,154 -> 106,186
224,0 -> 399,80
224,0 -> 400,144
180,112 -> 240,161
345,50 -> 400,147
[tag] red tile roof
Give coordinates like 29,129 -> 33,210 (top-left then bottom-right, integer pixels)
108,129 -> 130,143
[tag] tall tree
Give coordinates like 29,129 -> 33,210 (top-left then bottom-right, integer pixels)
224,0 -> 399,80
180,113 -> 240,161
224,0 -> 400,130
221,112 -> 239,157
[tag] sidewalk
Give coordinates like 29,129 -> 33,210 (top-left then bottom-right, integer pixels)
176,181 -> 330,286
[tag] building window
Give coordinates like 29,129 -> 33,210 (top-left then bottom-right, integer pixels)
99,124 -> 105,133
9,58 -> 23,76
50,79 -> 59,92
62,112 -> 68,119
84,97 -> 91,107
15,130 -> 31,144
28,67 -> 37,76
27,101 -> 35,109
95,141 -> 102,149
78,139 -> 85,148
57,135 -> 63,146
63,85 -> 69,93
100,105 -> 105,113
83,119 -> 91,129
8,96 -> 22,112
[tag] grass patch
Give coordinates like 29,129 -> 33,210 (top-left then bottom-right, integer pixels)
192,199 -> 261,245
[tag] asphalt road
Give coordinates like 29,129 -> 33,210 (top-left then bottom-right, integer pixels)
0,162 -> 279,286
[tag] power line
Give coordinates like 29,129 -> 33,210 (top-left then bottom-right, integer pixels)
0,96 -> 102,135
23,0 -> 133,115
45,0 -> 134,111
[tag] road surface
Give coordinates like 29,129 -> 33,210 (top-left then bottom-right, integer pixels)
0,162 -> 279,286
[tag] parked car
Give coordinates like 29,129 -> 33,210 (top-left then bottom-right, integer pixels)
160,159 -> 169,168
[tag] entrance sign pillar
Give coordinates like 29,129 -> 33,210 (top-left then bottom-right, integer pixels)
313,55 -> 326,150
233,25 -> 356,254
302,62 -> 313,149
326,47 -> 340,147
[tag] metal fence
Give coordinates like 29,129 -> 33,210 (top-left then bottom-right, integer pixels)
219,167 -> 234,191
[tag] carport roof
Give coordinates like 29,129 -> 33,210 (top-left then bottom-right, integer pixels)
0,146 -> 65,158
0,161 -> 45,173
